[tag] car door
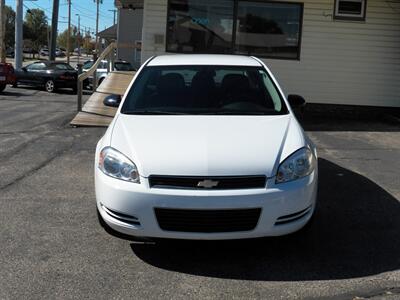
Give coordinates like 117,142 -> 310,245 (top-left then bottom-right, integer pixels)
16,63 -> 33,84
20,63 -> 47,85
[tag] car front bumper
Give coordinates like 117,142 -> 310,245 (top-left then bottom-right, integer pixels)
95,166 -> 318,240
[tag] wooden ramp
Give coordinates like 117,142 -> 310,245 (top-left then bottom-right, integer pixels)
70,71 -> 135,127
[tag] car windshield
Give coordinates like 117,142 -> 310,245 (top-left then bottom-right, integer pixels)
83,61 -> 94,69
121,65 -> 288,115
114,62 -> 135,71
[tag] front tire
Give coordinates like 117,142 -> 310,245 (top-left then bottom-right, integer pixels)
0,84 -> 6,92
45,79 -> 56,93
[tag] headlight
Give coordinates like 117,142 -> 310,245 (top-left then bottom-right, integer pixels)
98,147 -> 140,183
276,147 -> 315,184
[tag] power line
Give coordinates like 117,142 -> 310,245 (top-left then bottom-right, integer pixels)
73,2 -> 109,19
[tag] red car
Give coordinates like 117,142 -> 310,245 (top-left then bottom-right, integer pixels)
0,63 -> 16,92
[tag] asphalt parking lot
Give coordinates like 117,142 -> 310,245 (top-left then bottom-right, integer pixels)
0,87 -> 399,299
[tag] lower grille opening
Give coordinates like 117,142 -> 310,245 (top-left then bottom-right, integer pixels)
101,204 -> 141,226
275,206 -> 312,225
155,208 -> 261,233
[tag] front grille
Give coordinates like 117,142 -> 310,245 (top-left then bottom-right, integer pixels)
154,208 -> 261,233
148,175 -> 266,190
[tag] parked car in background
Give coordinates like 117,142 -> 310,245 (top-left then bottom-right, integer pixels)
40,48 -> 49,56
0,63 -> 16,92
14,61 -> 77,93
23,47 -> 38,54
81,59 -> 108,88
95,54 -> 318,241
6,47 -> 14,58
55,49 -> 66,57
81,59 -> 136,88
114,60 -> 136,71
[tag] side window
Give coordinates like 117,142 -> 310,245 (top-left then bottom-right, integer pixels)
55,64 -> 68,70
27,63 -> 46,71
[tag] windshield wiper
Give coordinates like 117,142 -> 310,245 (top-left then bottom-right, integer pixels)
122,110 -> 187,115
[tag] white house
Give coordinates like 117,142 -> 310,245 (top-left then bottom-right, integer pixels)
115,0 -> 400,108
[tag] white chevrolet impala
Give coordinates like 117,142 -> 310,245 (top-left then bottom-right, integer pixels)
95,54 -> 318,240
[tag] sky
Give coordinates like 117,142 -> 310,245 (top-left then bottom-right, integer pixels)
5,0 -> 117,34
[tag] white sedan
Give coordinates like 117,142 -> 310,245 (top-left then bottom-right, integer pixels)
95,54 -> 318,240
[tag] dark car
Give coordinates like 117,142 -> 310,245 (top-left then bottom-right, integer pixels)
0,63 -> 16,92
6,47 -> 14,58
14,61 -> 78,93
114,60 -> 136,71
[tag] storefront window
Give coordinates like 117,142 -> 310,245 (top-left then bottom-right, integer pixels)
166,0 -> 303,60
235,2 -> 302,59
166,0 -> 234,54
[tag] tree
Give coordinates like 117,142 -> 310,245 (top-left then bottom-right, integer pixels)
24,9 -> 48,54
4,6 -> 15,48
83,31 -> 95,54
57,27 -> 78,52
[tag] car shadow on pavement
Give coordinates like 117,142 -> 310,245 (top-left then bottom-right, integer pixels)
131,158 -> 400,281
0,90 -> 26,97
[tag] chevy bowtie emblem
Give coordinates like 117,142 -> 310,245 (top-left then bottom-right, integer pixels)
197,179 -> 219,188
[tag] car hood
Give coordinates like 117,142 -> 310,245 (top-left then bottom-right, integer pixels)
110,114 -> 306,178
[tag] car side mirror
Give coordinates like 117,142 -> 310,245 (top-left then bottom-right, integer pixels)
21,67 -> 27,72
288,94 -> 306,108
103,94 -> 121,108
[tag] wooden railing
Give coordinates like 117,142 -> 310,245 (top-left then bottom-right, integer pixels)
76,42 -> 141,112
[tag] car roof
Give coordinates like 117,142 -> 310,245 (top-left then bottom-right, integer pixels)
30,61 -> 71,66
147,54 -> 262,67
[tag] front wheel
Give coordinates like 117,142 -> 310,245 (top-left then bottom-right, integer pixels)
45,79 -> 56,93
0,84 -> 6,92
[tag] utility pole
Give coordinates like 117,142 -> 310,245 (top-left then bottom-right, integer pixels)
15,0 -> 23,68
66,0 -> 71,64
50,0 -> 59,61
94,0 -> 102,55
108,9 -> 117,26
0,0 -> 5,63
75,13 -> 80,64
